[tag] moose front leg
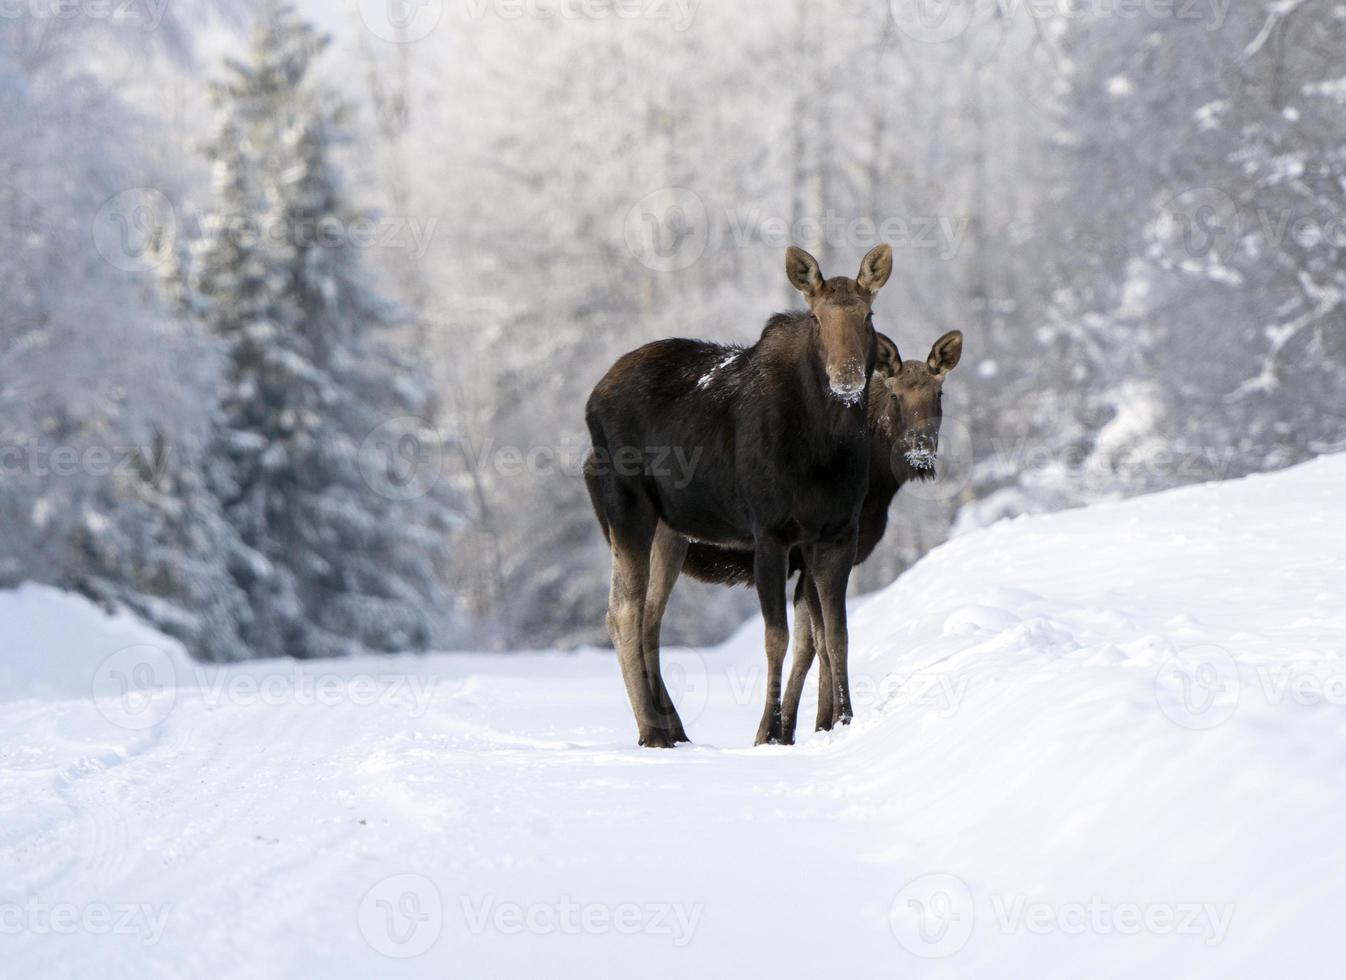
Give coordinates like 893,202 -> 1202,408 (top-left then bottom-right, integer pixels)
753,539 -> 790,746
811,539 -> 857,728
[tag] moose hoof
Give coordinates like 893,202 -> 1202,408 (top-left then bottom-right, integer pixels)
639,730 -> 677,749
756,707 -> 786,746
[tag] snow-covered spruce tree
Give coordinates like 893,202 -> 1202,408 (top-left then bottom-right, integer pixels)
196,3 -> 460,659
72,427 -> 257,664
0,6 -> 263,661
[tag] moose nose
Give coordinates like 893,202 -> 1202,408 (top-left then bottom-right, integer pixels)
828,365 -> 867,403
903,423 -> 941,470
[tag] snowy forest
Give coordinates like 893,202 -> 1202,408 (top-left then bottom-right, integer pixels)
3,0 -> 1345,660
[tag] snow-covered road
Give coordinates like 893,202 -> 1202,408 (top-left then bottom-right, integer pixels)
4,456 -> 1346,978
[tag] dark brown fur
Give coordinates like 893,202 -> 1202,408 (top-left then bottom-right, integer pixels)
670,329 -> 964,741
584,245 -> 893,747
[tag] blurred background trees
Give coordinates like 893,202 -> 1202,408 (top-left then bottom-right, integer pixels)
1,0 -> 1342,657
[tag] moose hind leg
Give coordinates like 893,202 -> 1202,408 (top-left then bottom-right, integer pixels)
803,575 -> 836,731
753,540 -> 790,746
780,573 -> 817,745
812,541 -> 856,728
604,500 -> 670,748
642,522 -> 691,744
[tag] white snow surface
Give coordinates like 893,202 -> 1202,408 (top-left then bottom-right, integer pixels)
4,456 -> 1346,978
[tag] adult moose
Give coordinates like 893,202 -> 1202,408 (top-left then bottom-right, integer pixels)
585,244 -> 893,747
669,328 -> 964,743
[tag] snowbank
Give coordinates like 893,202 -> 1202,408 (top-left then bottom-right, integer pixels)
0,584 -> 192,702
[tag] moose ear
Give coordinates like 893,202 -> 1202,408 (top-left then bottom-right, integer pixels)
785,246 -> 824,297
857,243 -> 893,294
875,332 -> 902,376
927,330 -> 963,377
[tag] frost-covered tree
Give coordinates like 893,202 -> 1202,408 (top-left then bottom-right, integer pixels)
73,428 -> 257,663
1040,1 -> 1346,495
196,2 -> 460,659
0,3 -> 262,661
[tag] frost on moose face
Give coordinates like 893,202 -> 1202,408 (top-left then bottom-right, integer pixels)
901,420 -> 941,472
880,330 -> 961,476
830,373 -> 868,405
880,377 -> 944,475
904,440 -> 939,471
